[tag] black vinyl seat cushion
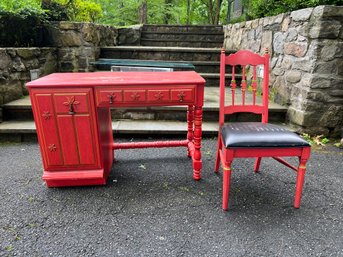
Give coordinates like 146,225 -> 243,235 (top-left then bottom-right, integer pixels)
221,122 -> 310,148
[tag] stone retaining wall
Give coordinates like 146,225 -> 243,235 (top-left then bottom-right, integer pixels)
0,48 -> 57,106
224,5 -> 343,136
0,22 -> 118,107
46,21 -> 118,72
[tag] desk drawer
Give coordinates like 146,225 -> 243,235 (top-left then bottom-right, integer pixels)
96,86 -> 195,106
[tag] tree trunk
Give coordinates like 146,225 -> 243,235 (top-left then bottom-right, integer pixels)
164,0 -> 173,24
213,0 -> 223,25
186,0 -> 191,24
139,0 -> 148,24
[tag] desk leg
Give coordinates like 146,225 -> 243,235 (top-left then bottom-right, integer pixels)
187,105 -> 194,157
193,106 -> 203,180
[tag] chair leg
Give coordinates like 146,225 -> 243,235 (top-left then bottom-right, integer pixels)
254,157 -> 262,173
222,163 -> 232,211
214,136 -> 222,173
294,160 -> 308,208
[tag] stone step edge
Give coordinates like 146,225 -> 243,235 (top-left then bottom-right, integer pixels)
97,58 -> 221,66
140,38 -> 223,43
2,103 -> 287,112
3,92 -> 287,112
141,31 -> 224,35
0,120 -> 295,137
142,24 -> 223,28
0,120 -> 219,135
102,46 -> 223,53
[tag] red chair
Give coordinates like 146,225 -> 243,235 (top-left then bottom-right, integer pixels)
214,49 -> 311,211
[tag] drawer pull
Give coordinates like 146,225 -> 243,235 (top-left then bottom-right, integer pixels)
107,93 -> 116,104
63,96 -> 80,115
178,91 -> 185,102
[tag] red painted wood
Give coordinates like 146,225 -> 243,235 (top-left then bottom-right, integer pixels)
74,115 -> 97,165
123,90 -> 146,102
95,86 -> 196,107
27,71 -> 205,187
147,90 -> 170,102
272,157 -> 298,172
97,89 -> 123,106
57,115 -> 79,165
97,108 -> 114,180
26,71 -> 205,87
187,105 -> 194,157
221,49 -> 269,122
34,94 -> 63,168
171,89 -> 194,103
54,93 -> 89,114
216,49 -> 311,211
43,169 -> 106,187
113,140 -> 188,149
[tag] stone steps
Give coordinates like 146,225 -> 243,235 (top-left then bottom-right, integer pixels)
140,39 -> 223,48
3,88 -> 287,121
0,120 -> 220,142
142,24 -> 224,33
99,46 -> 230,86
140,25 -> 224,48
0,86 -> 287,141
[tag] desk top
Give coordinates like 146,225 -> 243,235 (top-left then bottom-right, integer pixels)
26,71 -> 205,88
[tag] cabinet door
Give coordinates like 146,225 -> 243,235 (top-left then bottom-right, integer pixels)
53,89 -> 100,169
34,93 -> 63,167
32,88 -> 100,170
56,114 -> 98,166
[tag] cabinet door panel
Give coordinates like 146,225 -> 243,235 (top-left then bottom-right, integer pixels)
35,94 -> 63,166
54,93 -> 90,114
57,115 -> 79,165
74,114 -> 96,165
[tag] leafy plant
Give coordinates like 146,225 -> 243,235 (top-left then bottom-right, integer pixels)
0,7 -> 48,47
247,0 -> 343,20
334,142 -> 342,147
302,133 -> 330,146
302,133 -> 314,145
51,0 -> 103,22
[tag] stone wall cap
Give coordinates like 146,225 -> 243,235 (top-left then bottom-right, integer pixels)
291,8 -> 313,22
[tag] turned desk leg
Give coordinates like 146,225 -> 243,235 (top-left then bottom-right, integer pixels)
187,105 -> 194,157
193,106 -> 203,180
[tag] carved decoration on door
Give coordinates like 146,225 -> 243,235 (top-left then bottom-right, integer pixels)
42,111 -> 51,120
63,96 -> 80,115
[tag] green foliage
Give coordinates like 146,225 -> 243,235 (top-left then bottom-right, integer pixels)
95,0 -> 229,26
248,0 -> 343,19
302,133 -> 330,146
334,142 -> 342,148
0,6 -> 47,47
0,0 -> 42,12
42,1 -> 69,21
52,0 -> 103,22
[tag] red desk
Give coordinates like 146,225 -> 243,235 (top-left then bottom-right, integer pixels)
26,71 -> 205,187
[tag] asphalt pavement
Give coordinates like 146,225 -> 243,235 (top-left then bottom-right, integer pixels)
0,138 -> 342,256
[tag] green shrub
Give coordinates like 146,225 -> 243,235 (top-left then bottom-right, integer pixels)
42,1 -> 68,21
51,0 -> 103,22
248,0 -> 343,19
0,7 -> 47,47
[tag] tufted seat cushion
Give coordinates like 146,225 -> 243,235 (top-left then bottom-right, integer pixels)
221,122 -> 310,148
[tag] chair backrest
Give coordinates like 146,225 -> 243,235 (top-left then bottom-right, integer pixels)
219,49 -> 270,126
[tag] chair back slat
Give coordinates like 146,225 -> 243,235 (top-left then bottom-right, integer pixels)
241,66 -> 246,105
252,66 -> 257,105
219,49 -> 269,126
230,66 -> 236,106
